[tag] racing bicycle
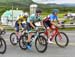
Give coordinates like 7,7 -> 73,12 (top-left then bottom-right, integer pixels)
43,24 -> 69,48
0,31 -> 6,54
19,27 -> 47,53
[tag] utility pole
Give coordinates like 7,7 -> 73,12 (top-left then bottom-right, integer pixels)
12,4 -> 13,26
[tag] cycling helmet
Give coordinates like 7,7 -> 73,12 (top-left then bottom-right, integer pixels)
23,12 -> 29,17
52,9 -> 59,14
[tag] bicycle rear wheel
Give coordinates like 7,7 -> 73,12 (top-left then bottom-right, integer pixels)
55,32 -> 69,48
19,35 -> 27,50
35,35 -> 47,53
0,37 -> 6,54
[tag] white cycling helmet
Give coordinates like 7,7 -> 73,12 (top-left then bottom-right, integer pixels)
23,12 -> 29,17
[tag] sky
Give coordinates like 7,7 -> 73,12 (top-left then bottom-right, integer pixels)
32,0 -> 75,4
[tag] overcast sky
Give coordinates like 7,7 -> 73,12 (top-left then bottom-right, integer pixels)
32,0 -> 75,4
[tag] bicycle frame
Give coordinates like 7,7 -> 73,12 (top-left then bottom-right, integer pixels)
29,30 -> 41,42
34,32 -> 39,39
44,25 -> 62,41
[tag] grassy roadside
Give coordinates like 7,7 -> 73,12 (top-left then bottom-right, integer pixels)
59,28 -> 75,31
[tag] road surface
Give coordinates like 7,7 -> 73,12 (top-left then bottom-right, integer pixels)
0,31 -> 75,57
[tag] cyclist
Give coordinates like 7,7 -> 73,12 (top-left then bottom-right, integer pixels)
43,9 -> 61,43
15,12 -> 29,43
26,9 -> 43,50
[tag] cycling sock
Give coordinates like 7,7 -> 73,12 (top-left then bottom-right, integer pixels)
27,42 -> 31,46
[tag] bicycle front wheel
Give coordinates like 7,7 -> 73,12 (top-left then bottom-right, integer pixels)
55,32 -> 69,48
0,37 -> 6,54
10,33 -> 18,45
35,35 -> 47,53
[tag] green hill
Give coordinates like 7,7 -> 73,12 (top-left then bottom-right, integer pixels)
0,0 -> 34,6
0,0 -> 75,17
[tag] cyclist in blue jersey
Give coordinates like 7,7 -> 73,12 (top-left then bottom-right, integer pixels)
26,9 -> 43,50
43,9 -> 61,43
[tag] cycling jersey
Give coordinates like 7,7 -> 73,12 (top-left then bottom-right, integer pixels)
15,16 -> 27,32
27,14 -> 42,23
27,14 -> 42,31
43,14 -> 58,28
16,16 -> 27,25
48,14 -> 58,21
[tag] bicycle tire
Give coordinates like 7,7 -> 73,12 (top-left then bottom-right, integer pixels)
0,37 -> 6,54
10,33 -> 18,45
55,32 -> 69,48
35,35 -> 47,53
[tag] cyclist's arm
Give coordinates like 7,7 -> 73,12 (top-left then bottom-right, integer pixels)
17,21 -> 21,27
56,19 -> 60,24
30,21 -> 35,29
29,15 -> 36,29
51,21 -> 57,26
56,16 -> 60,24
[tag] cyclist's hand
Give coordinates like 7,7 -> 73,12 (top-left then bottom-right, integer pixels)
57,24 -> 62,27
58,21 -> 62,26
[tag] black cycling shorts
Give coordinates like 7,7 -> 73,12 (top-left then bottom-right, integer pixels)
43,20 -> 52,28
27,22 -> 36,31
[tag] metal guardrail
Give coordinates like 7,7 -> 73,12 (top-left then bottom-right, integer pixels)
62,24 -> 75,28
1,24 -> 75,30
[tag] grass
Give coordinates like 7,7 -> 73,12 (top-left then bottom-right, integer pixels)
58,13 -> 64,18
59,27 -> 75,31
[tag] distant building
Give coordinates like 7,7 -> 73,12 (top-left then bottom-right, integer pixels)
30,4 -> 38,15
1,10 -> 24,27
64,12 -> 75,20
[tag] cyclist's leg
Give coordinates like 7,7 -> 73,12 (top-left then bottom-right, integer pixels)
44,21 -> 53,43
44,21 -> 52,38
26,23 -> 33,50
28,32 -> 32,42
21,23 -> 27,34
15,22 -> 20,38
27,22 -> 35,42
47,27 -> 51,38
50,24 -> 57,40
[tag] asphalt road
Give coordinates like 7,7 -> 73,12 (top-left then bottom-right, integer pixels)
0,31 -> 75,57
